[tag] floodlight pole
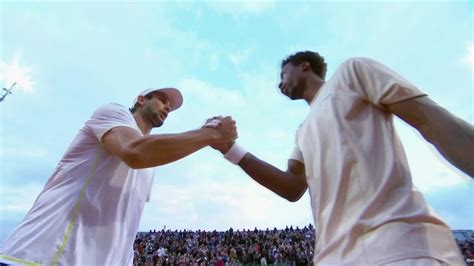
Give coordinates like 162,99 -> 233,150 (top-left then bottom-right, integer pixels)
0,82 -> 17,102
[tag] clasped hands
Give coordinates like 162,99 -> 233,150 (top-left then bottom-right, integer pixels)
202,116 -> 236,153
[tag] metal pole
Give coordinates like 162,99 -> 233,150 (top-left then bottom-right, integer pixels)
0,82 -> 17,102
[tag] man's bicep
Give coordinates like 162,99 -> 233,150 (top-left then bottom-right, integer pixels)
288,159 -> 305,175
287,159 -> 307,200
288,159 -> 306,183
385,95 -> 438,131
101,126 -> 142,158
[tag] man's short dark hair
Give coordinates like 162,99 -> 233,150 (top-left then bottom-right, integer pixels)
129,93 -> 154,113
281,51 -> 327,79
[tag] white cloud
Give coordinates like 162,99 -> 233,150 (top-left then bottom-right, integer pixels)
0,145 -> 50,160
141,179 -> 313,232
0,134 -> 57,163
0,183 -> 43,213
180,78 -> 246,111
158,77 -> 247,133
229,48 -> 254,70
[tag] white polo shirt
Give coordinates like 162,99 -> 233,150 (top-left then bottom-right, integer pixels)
290,58 -> 464,265
0,103 -> 154,265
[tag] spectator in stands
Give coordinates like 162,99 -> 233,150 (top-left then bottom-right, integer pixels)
463,242 -> 474,262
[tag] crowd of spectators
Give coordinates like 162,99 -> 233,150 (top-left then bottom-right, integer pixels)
133,225 -> 315,266
134,225 -> 473,266
456,234 -> 474,266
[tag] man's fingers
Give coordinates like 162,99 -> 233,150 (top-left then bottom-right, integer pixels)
203,120 -> 220,128
222,116 -> 233,121
203,116 -> 224,128
221,117 -> 236,126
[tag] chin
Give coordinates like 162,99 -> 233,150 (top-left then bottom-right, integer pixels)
154,120 -> 164,128
288,94 -> 301,100
287,92 -> 304,100
285,87 -> 304,100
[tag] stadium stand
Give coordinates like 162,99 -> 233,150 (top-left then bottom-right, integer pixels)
133,227 -> 473,265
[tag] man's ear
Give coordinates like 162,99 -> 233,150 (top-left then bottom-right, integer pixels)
300,60 -> 311,72
136,95 -> 146,106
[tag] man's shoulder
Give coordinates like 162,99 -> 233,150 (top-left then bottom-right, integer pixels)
92,103 -> 130,116
96,102 -> 128,111
332,57 -> 384,80
86,103 -> 135,125
340,57 -> 378,68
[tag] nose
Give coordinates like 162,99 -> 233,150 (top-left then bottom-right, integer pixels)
164,102 -> 172,112
278,82 -> 283,91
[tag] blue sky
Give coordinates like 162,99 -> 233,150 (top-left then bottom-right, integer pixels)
0,1 -> 472,244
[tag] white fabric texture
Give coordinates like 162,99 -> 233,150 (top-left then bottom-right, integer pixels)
0,103 -> 155,265
289,58 -> 464,265
382,257 -> 448,266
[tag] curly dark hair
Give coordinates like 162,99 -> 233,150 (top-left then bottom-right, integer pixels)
281,51 -> 327,79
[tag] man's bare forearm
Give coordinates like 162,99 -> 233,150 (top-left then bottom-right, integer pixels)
423,109 -> 474,177
126,128 -> 219,168
237,153 -> 307,202
388,96 -> 474,177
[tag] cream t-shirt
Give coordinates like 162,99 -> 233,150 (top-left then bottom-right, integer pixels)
1,103 -> 154,265
290,58 -> 464,265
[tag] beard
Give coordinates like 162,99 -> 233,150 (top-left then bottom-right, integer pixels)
142,108 -> 164,128
286,85 -> 305,100
153,119 -> 164,128
152,112 -> 165,127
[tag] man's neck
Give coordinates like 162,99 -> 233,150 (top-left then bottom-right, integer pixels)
133,112 -> 152,135
303,77 -> 325,105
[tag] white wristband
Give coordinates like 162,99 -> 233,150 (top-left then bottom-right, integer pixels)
224,143 -> 248,165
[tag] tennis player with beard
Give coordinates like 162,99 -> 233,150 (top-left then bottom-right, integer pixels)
1,87 -> 237,265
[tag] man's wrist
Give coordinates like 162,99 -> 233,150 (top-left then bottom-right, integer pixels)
223,142 -> 248,165
201,127 -> 219,142
216,141 -> 233,154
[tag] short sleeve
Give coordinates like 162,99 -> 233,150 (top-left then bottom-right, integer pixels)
342,57 -> 427,108
85,103 -> 141,141
289,129 -> 304,163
